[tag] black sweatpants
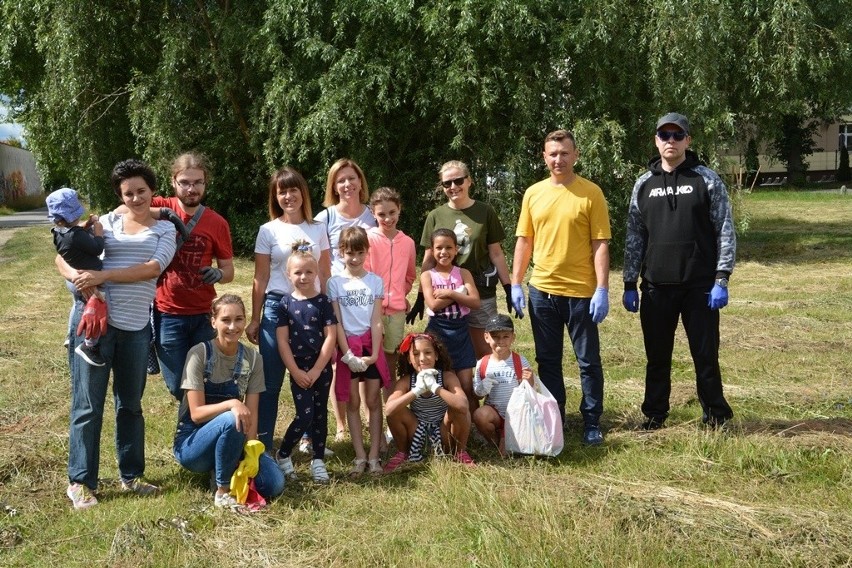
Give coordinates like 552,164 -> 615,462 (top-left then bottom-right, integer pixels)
639,284 -> 733,423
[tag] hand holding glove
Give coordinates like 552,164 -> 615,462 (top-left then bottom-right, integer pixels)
708,284 -> 729,310
76,295 -> 108,340
622,290 -> 639,313
480,376 -> 497,395
199,266 -> 223,285
589,287 -> 609,324
411,373 -> 428,397
510,284 -> 526,319
341,349 -> 368,373
405,291 -> 425,324
159,208 -> 191,242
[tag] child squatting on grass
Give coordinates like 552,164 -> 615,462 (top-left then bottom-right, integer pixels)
274,242 -> 338,484
472,314 -> 536,457
173,294 -> 285,512
327,226 -> 391,476
384,332 -> 475,471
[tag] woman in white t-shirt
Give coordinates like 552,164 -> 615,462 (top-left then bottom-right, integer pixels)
246,167 -> 331,451
314,159 -> 378,442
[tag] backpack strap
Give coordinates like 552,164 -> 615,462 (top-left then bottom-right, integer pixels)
478,353 -> 491,380
175,205 -> 206,249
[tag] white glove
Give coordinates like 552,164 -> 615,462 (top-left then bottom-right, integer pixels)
411,373 -> 428,397
341,349 -> 367,373
480,377 -> 497,395
418,369 -> 440,394
454,285 -> 468,295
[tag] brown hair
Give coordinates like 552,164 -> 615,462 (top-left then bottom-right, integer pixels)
544,129 -> 577,148
397,332 -> 452,376
171,152 -> 211,183
267,167 -> 314,221
338,226 -> 369,253
323,158 -> 369,206
211,293 -> 246,318
369,186 -> 402,209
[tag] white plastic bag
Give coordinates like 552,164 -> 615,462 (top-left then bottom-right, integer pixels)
504,380 -> 564,457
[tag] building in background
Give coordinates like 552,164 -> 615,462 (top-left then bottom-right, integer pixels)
0,141 -> 42,204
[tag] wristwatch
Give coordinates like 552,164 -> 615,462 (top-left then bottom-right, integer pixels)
715,277 -> 729,288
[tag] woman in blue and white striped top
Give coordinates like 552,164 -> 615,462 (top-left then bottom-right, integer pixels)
56,159 -> 176,509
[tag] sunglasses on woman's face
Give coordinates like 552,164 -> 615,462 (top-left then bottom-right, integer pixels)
441,176 -> 467,189
656,130 -> 687,142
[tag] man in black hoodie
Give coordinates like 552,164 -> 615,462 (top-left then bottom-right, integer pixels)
622,113 -> 735,430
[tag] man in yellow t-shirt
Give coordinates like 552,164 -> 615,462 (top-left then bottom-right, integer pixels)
510,129 -> 611,446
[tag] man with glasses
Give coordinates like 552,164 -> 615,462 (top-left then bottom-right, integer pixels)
510,129 -> 611,446
622,113 -> 735,430
151,152 -> 234,401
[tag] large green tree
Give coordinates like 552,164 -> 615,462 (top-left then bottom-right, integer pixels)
2,0 -> 851,255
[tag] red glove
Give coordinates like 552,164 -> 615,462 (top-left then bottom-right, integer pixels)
76,296 -> 108,340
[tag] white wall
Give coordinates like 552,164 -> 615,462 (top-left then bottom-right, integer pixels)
0,142 -> 42,196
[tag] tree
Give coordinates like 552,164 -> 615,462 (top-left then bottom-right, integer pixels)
772,114 -> 821,185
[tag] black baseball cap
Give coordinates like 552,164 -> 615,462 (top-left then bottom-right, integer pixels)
656,112 -> 690,134
485,314 -> 514,333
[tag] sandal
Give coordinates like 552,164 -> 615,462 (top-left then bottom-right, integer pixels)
367,459 -> 382,475
349,458 -> 367,477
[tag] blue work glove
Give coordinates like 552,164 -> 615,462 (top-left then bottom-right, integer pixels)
510,284 -> 526,319
622,290 -> 639,313
199,266 -> 224,285
708,284 -> 729,310
159,208 -> 190,242
589,287 -> 609,323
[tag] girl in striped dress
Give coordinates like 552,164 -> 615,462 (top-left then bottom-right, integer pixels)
383,332 -> 474,472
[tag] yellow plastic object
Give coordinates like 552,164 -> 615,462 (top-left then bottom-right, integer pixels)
230,440 -> 265,504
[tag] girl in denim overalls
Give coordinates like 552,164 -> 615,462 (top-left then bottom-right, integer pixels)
173,294 -> 284,510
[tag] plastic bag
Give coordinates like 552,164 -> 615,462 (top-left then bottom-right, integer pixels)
504,380 -> 564,457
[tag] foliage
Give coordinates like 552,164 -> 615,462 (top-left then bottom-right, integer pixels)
1,137 -> 22,148
771,114 -> 821,185
2,0 -> 852,255
838,143 -> 850,183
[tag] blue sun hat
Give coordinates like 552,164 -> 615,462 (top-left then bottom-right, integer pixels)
46,187 -> 85,224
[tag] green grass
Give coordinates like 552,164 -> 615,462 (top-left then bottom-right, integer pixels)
0,191 -> 850,567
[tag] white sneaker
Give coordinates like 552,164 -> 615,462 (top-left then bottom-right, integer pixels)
311,459 -> 330,484
324,446 -> 335,457
276,454 -> 296,479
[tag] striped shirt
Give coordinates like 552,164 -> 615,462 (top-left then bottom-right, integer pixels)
409,370 -> 447,423
102,212 -> 176,331
473,353 -> 534,418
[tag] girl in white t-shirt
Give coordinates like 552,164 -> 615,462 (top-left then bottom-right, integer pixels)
327,227 -> 390,476
246,167 -> 331,452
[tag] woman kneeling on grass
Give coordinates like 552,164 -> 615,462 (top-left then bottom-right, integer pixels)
383,332 -> 474,472
173,294 -> 285,511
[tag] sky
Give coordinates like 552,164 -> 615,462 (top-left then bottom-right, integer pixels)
0,98 -> 26,143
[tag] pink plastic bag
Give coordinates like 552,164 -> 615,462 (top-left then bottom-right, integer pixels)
504,380 -> 564,456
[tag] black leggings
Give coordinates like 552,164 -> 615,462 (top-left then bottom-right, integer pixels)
277,363 -> 332,460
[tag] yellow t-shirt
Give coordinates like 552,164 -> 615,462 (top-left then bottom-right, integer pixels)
516,176 -> 611,297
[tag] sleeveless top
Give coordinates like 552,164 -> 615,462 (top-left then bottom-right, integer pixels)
425,266 -> 470,319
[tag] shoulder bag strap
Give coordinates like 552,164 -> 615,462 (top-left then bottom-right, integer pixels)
175,205 -> 206,250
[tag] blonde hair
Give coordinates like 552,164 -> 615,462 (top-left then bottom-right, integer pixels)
323,158 -> 369,206
211,294 -> 246,318
286,239 -> 318,270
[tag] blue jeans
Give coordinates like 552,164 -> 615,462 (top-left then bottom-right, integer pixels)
527,285 -> 604,428
256,294 -> 285,449
174,413 -> 285,498
68,299 -> 150,490
155,310 -> 216,402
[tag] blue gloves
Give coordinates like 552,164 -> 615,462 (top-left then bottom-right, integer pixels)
504,283 -> 521,318
708,284 -> 729,310
622,290 -> 639,313
589,287 -> 609,323
510,284 -> 526,319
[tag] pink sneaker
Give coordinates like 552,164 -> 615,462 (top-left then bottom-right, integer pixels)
383,451 -> 408,473
455,451 -> 476,466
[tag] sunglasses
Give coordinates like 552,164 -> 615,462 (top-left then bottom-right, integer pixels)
440,176 -> 467,189
656,130 -> 687,142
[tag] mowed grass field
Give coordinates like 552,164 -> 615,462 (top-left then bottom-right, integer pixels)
0,190 -> 850,567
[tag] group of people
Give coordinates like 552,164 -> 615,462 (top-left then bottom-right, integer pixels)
49,112 -> 736,512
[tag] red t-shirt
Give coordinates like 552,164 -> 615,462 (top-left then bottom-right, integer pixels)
153,196 -> 233,315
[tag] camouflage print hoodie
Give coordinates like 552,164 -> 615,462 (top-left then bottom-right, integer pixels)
623,150 -> 736,289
